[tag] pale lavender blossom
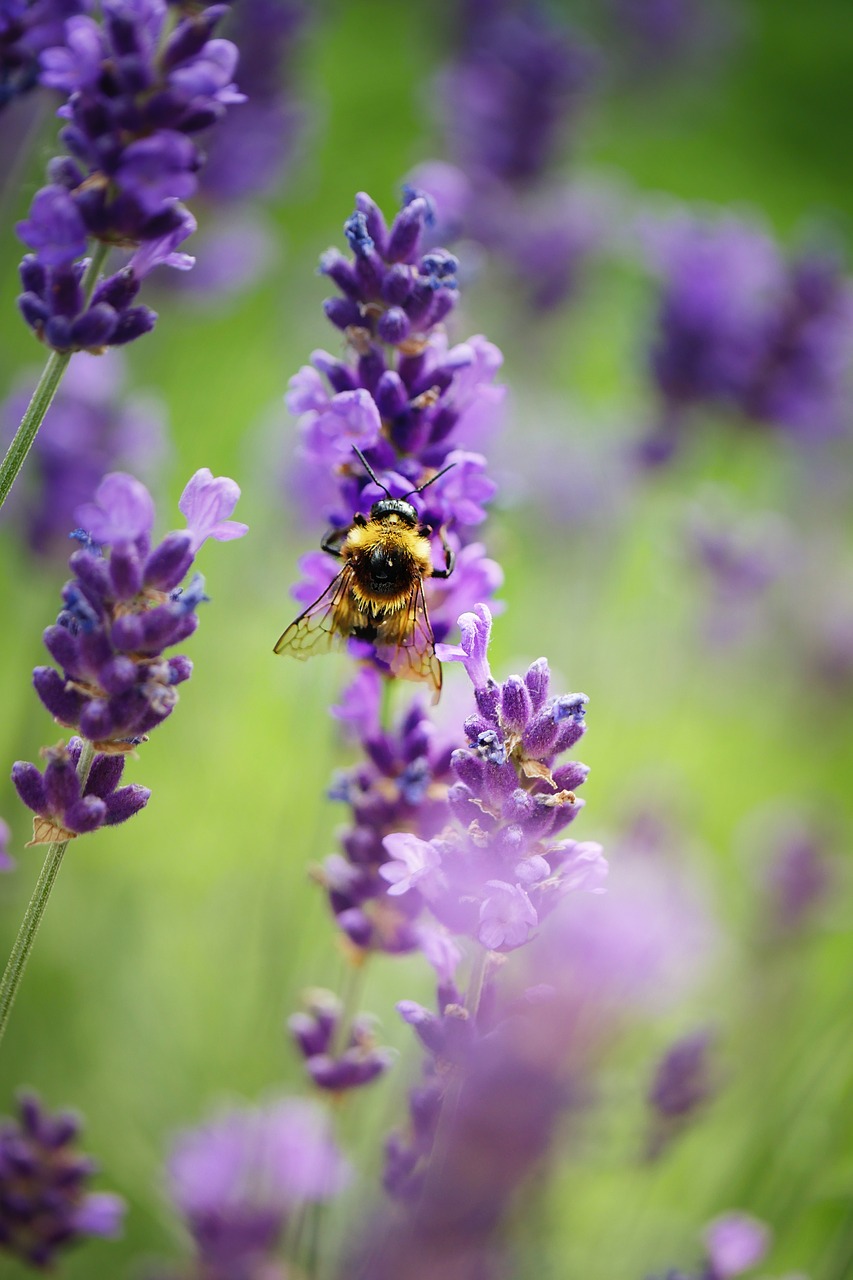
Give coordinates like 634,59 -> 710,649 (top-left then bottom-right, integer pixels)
179,468 -> 249,553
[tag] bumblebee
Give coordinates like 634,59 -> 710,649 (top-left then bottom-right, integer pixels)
274,449 -> 455,700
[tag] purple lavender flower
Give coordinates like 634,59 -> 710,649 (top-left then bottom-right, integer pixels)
645,1028 -> 716,1158
167,1096 -> 349,1276
12,736 -> 149,845
288,989 -> 395,1092
318,668 -> 457,956
377,605 -> 605,956
638,210 -> 853,459
704,1214 -> 771,1279
15,0 -> 244,350
0,351 -> 167,558
0,0 -> 89,109
361,991 -> 579,1273
0,1091 -> 124,1269
28,467 -> 246,750
437,3 -> 595,189
404,2 -> 606,316
0,817 -> 13,871
284,191 -> 504,660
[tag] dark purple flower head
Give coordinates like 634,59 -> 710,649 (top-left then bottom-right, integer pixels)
645,1027 -> 716,1159
288,989 -> 395,1093
31,467 -> 246,749
168,1096 -> 349,1274
0,351 -> 168,559
12,736 -> 149,845
17,253 -> 158,354
0,1091 -> 124,1269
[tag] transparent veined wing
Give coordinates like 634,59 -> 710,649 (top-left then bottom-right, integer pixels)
274,565 -> 364,659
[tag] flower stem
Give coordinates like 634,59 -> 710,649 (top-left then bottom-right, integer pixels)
0,241 -> 109,512
0,739 -> 95,1051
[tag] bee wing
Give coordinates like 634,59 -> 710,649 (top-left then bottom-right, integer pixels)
274,566 -> 358,659
376,576 -> 442,703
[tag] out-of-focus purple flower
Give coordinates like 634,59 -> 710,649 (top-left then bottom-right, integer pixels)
198,0 -> 307,204
684,492 -> 790,647
0,1091 -> 124,1269
168,1096 -> 349,1275
638,210 -> 853,459
759,819 -> 835,936
28,467 -> 246,751
529,813 -> 718,1035
645,1028 -> 716,1158
12,736 -> 149,845
0,817 -> 13,871
0,0 -> 90,109
0,350 -> 168,559
704,1213 -> 771,1279
437,4 -> 595,189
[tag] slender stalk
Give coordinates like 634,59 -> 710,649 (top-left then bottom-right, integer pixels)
0,739 -> 95,1050
0,241 -> 109,512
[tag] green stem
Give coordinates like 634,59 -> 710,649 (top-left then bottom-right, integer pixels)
0,241 -> 109,513
0,739 -> 95,1051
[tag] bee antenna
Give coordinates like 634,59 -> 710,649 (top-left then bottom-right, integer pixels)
352,446 -> 392,499
404,461 -> 456,499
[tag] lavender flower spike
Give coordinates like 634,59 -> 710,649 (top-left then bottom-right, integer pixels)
30,467 -> 247,750
168,1097 -> 349,1276
0,1091 -> 124,1270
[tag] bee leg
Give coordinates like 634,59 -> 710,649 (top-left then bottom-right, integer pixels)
321,526 -> 351,558
430,527 -> 455,579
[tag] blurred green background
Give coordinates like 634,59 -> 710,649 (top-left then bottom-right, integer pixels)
1,0 -> 852,1275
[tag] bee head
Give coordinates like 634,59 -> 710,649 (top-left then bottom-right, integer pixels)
370,498 -> 418,525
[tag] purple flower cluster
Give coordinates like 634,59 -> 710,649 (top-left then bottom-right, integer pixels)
165,1097 -> 349,1279
12,736 -> 149,845
0,0 -> 87,108
289,988 -> 395,1093
0,351 -> 167,558
408,0 -> 606,314
0,1091 -> 124,1269
317,667 -> 456,957
15,0 -> 244,350
23,467 -> 246,751
362,1003 -> 573,1272
166,0 -> 308,298
379,605 -> 606,958
639,212 -> 853,460
286,190 -> 504,646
